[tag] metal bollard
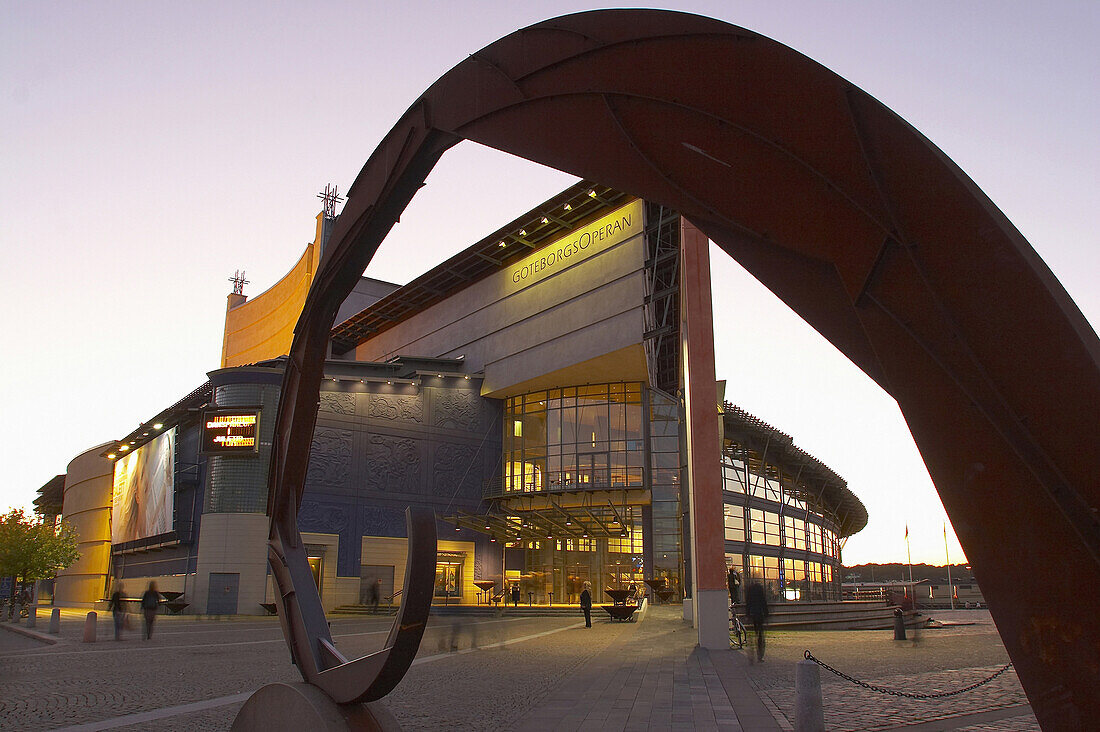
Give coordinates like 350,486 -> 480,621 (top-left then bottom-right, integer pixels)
49,607 -> 61,634
795,659 -> 826,732
82,611 -> 97,643
893,607 -> 906,640
26,604 -> 36,628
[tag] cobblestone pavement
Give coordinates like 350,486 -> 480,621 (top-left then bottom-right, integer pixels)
741,609 -> 1039,731
515,605 -> 779,731
0,609 -> 626,730
0,607 -> 1038,730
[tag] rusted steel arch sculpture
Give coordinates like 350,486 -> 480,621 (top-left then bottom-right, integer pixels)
266,9 -> 1099,728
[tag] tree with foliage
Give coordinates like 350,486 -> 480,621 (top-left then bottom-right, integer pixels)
0,508 -> 80,604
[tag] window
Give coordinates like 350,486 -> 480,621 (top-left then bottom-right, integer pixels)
504,383 -> 646,494
749,508 -> 780,546
783,516 -> 806,550
608,526 -> 643,554
724,504 -> 745,542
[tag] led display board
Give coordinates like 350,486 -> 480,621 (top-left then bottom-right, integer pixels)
112,427 -> 175,544
201,410 -> 260,454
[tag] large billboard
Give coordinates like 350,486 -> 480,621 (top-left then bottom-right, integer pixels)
112,427 -> 175,544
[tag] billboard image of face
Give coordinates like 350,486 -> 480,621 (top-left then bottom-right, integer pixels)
112,427 -> 175,544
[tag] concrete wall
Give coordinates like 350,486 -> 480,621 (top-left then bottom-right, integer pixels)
360,536 -> 477,603
352,200 -> 649,397
191,513 -> 269,614
54,443 -> 115,607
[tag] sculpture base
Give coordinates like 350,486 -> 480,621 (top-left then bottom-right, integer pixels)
231,682 -> 400,731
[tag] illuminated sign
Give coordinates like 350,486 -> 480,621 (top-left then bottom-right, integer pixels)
201,410 -> 260,454
505,199 -> 644,292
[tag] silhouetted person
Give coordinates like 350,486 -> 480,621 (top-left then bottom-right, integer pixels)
580,581 -> 593,628
109,583 -> 126,640
727,567 -> 741,605
369,579 -> 381,613
141,581 -> 160,640
511,583 -> 520,608
746,581 -> 769,661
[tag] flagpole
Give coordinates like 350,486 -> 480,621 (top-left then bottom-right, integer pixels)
945,523 -> 955,610
905,525 -> 913,605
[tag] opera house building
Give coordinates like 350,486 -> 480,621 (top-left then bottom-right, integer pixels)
47,181 -> 865,615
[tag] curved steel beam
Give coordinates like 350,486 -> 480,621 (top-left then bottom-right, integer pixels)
268,10 -> 1098,728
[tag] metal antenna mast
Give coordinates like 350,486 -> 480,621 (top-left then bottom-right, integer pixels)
317,183 -> 344,220
229,270 -> 249,295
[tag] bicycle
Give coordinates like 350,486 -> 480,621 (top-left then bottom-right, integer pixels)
730,609 -> 747,649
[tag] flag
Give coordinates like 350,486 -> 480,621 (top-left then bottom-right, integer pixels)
905,524 -> 909,540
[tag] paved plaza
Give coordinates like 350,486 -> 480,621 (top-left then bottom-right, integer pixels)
1,606 -> 1037,730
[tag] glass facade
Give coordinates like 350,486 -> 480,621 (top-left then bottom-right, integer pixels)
502,383 -> 645,493
497,383 -> 682,603
721,456 -> 843,601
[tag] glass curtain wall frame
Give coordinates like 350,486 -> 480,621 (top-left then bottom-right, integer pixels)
499,383 -> 684,603
721,451 -> 844,602
502,383 -> 645,494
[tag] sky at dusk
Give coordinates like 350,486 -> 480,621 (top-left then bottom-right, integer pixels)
2,1 -> 1096,567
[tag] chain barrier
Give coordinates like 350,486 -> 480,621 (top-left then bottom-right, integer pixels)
803,650 -> 1013,700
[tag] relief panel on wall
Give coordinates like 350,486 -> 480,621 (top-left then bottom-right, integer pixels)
306,428 -> 353,488
298,499 -> 358,575
298,499 -> 351,534
320,391 -> 357,415
359,505 -> 409,538
368,393 -> 424,423
364,435 -> 422,494
432,389 -> 487,431
432,443 -> 483,502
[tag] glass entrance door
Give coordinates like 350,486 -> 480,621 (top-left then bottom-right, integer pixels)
435,563 -> 460,599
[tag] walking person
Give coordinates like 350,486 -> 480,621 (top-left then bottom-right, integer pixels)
140,581 -> 161,640
109,583 -> 126,640
580,580 -> 593,628
745,580 -> 769,661
511,583 -> 520,608
368,578 -> 381,614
